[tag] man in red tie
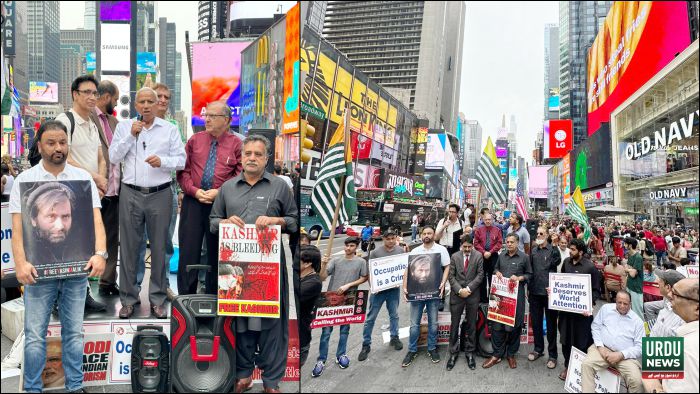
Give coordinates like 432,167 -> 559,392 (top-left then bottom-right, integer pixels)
447,234 -> 484,371
473,213 -> 503,303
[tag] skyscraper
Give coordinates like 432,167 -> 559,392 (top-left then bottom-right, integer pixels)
84,1 -> 96,30
322,1 -> 466,132
559,1 -> 613,147
462,119 -> 483,182
544,23 -> 559,120
136,1 -> 156,52
60,29 -> 94,106
27,1 -> 60,85
174,51 -> 181,112
305,1 -> 327,36
158,17 -> 178,114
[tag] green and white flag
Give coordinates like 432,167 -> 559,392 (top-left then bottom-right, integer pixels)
566,186 -> 592,243
476,136 -> 507,204
310,111 -> 357,231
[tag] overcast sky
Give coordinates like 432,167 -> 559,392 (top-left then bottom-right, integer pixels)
461,2 -> 558,164
60,1 -> 558,160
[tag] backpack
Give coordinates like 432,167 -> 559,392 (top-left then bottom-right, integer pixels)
29,112 -> 75,167
644,238 -> 656,257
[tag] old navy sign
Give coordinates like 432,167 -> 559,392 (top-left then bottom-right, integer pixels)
625,110 -> 698,160
649,188 -> 687,201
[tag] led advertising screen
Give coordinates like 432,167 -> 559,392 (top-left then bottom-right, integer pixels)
137,52 -> 157,73
29,82 -> 58,104
528,165 -> 551,199
587,1 -> 691,136
425,133 -> 446,169
543,122 -> 550,159
496,139 -> 509,158
100,24 -> 130,72
570,124 -> 612,191
99,1 -> 131,22
191,41 -> 250,129
548,119 -> 573,159
86,52 -> 96,72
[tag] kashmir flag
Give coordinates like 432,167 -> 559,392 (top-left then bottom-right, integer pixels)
476,136 -> 507,204
310,111 -> 357,231
565,186 -> 591,242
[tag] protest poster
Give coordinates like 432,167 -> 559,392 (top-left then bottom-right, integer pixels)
406,253 -> 442,301
548,273 -> 593,314
43,319 -> 170,384
520,312 -> 534,345
686,265 -> 698,279
310,290 -> 368,329
253,319 -> 300,383
19,181 -> 95,280
417,311 -> 452,347
487,275 -> 518,327
1,202 -> 13,275
564,346 -> 621,393
20,332 -> 114,391
368,253 -> 409,294
218,224 -> 281,318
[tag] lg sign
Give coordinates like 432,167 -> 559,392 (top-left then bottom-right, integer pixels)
548,120 -> 572,159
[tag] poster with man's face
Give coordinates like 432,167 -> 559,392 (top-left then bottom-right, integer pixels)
20,181 -> 95,279
406,253 -> 441,301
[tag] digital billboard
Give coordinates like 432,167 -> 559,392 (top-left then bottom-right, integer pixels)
496,139 -> 509,158
99,1 -> 131,22
137,52 -> 156,73
282,3 -> 299,134
191,41 -> 250,128
587,1 -> 691,135
548,119 -> 573,159
100,24 -> 130,72
562,154 -> 571,203
86,52 -> 96,72
29,82 -> 58,104
425,133 -> 446,169
570,124 -> 613,191
528,165 -> 551,199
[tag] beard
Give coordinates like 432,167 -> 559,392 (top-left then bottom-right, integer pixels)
105,103 -> 115,115
44,151 -> 67,165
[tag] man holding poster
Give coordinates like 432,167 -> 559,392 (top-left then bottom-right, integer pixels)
10,120 -> 106,393
359,230 -> 406,362
209,135 -> 298,393
401,226 -> 450,367
483,233 -> 532,370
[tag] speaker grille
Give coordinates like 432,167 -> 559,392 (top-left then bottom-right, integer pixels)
174,338 -> 232,392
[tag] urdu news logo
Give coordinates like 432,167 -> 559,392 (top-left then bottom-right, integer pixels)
642,337 -> 683,379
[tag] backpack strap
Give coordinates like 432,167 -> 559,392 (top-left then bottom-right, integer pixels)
65,111 -> 76,138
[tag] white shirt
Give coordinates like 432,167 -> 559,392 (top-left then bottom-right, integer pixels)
56,110 -> 101,175
437,217 -> 463,249
463,208 -> 472,224
278,175 -> 293,190
410,242 -> 450,267
650,300 -> 685,338
591,303 -> 644,360
412,214 -> 418,228
2,174 -> 13,195
663,320 -> 699,393
8,162 -> 101,213
109,117 -> 185,187
557,246 -> 570,270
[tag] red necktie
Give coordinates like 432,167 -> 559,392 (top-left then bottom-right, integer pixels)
464,254 -> 469,274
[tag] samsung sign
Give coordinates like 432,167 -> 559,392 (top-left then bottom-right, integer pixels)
624,110 -> 698,160
100,24 -> 131,72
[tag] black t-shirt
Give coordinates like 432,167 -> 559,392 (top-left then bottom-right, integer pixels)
300,273 -> 323,348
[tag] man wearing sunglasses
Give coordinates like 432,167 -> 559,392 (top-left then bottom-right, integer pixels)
644,278 -> 698,393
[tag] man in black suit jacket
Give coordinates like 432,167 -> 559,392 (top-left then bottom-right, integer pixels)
447,234 -> 484,371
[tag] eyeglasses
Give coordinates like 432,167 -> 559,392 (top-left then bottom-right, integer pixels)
671,288 -> 699,303
77,90 -> 99,97
203,114 -> 228,119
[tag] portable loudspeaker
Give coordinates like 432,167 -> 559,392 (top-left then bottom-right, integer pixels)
170,294 -> 236,393
131,325 -> 169,393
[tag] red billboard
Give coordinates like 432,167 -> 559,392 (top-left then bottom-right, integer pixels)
350,132 -> 372,160
548,119 -> 573,159
587,1 -> 691,135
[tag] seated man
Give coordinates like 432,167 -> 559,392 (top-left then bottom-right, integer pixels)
581,290 -> 644,393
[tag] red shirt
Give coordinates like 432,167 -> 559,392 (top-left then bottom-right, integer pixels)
651,236 -> 667,252
177,131 -> 242,197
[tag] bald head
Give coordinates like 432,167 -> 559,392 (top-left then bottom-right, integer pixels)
670,278 -> 699,323
136,87 -> 157,101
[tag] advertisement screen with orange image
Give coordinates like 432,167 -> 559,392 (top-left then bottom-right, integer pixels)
587,1 -> 690,136
191,41 -> 251,129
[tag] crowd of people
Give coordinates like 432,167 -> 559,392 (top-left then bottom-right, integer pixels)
7,75 -> 297,393
299,203 -> 698,393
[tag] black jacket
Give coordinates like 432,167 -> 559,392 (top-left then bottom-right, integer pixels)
529,243 -> 561,295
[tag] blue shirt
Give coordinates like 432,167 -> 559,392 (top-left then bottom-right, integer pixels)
592,303 -> 644,360
361,226 -> 373,241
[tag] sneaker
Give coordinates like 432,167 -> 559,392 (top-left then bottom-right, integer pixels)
311,360 -> 325,377
358,345 -> 371,361
390,336 -> 403,351
402,351 -> 418,367
428,349 -> 440,363
85,292 -> 107,313
336,354 -> 350,369
166,287 -> 177,301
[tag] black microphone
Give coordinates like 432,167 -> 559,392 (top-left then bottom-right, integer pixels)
143,141 -> 146,150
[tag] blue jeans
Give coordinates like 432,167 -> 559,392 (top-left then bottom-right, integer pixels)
317,324 -> 350,362
655,251 -> 667,267
362,288 -> 400,346
411,226 -> 418,241
408,299 -> 439,352
137,186 -> 177,287
24,277 -> 88,392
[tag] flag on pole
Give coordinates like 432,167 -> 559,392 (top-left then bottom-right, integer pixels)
565,186 -> 591,242
515,178 -> 529,221
476,136 -> 507,204
310,110 -> 357,231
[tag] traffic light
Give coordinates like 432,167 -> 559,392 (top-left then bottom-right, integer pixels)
300,118 -> 315,164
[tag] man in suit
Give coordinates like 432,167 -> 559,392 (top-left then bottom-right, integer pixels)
473,213 -> 503,303
447,234 -> 484,371
90,80 -> 121,297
